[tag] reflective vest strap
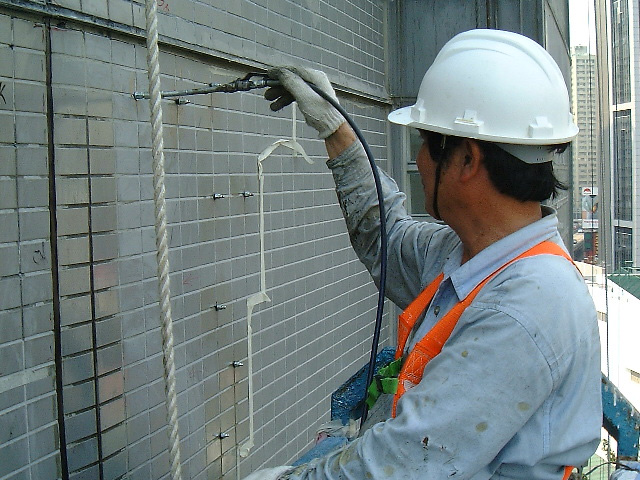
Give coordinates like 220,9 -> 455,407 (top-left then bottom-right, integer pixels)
395,272 -> 444,360
515,240 -> 572,265
391,241 -> 573,417
392,274 -> 492,416
562,466 -> 574,480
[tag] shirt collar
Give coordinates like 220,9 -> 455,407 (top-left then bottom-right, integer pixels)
445,206 -> 562,300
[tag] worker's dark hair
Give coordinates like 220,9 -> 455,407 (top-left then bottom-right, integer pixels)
421,130 -> 568,202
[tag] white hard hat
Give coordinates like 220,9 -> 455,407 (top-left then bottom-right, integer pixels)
388,29 -> 578,163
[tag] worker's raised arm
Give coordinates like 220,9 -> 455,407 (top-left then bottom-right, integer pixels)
265,67 -> 457,307
324,123 -> 355,159
324,137 -> 457,307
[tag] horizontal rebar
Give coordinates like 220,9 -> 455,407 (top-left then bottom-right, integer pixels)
132,77 -> 277,100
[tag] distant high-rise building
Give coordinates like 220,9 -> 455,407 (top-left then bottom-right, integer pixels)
594,0 -> 635,271
571,45 -> 600,263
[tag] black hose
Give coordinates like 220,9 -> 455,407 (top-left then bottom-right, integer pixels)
304,85 -> 388,426
259,76 -> 388,425
143,73 -> 390,426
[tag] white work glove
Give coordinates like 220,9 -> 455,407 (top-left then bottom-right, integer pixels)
611,462 -> 640,480
243,465 -> 295,480
610,471 -> 640,480
265,66 -> 345,139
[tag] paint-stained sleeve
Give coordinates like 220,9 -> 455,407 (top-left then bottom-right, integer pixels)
326,141 -> 458,309
284,308 -> 556,480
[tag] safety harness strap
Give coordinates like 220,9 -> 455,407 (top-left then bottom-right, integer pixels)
396,272 -> 444,361
391,240 -> 574,417
562,466 -> 574,480
365,358 -> 402,408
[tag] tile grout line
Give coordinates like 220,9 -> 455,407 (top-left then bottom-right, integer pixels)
44,12 -> 70,480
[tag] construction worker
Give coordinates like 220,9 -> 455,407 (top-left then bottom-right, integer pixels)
247,29 -> 602,479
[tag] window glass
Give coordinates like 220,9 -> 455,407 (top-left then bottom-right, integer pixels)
408,128 -> 423,164
613,110 -> 632,221
406,129 -> 428,216
614,226 -> 633,270
408,171 -> 427,215
611,0 -> 631,103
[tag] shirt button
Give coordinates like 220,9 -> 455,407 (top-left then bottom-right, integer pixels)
434,306 -> 440,316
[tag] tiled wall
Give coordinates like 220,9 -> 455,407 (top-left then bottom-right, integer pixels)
0,1 -> 390,479
0,14 -> 60,480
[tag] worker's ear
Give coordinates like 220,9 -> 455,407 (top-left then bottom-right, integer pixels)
458,139 -> 483,182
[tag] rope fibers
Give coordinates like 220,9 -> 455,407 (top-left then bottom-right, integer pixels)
143,0 -> 183,478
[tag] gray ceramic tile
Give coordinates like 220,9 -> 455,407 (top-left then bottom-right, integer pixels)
66,436 -> 98,472
65,408 -> 98,443
0,437 -> 28,477
62,352 -> 94,385
63,381 -> 95,412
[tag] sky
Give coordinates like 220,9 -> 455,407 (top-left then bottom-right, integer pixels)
569,0 -> 597,50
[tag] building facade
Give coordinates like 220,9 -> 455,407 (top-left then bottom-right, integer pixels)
0,1 -> 574,479
0,2 -> 391,479
594,0 -> 637,271
571,45 -> 600,262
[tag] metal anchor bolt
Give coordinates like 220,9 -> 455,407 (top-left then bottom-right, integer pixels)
212,193 -> 225,200
231,361 -> 244,368
219,432 -> 230,439
214,303 -> 227,311
174,97 -> 191,105
240,191 -> 254,198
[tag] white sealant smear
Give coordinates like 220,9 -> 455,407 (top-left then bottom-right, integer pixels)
0,364 -> 53,393
237,108 -> 313,475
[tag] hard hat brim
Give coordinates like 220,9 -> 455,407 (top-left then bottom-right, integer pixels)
387,106 -> 413,126
387,106 -> 578,146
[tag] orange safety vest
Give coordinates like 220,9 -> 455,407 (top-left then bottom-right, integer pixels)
392,240 -> 576,479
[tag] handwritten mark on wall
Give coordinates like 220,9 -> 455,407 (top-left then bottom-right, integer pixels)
33,243 -> 47,265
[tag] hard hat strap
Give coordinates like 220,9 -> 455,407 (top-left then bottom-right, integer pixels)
432,161 -> 443,221
430,134 -> 447,221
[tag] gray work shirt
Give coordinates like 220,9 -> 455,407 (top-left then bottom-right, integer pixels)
286,142 -> 601,480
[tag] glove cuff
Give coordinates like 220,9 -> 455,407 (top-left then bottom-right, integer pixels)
242,465 -> 296,480
275,466 -> 297,480
317,108 -> 346,139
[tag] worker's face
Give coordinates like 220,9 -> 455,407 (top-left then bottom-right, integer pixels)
415,131 -> 440,218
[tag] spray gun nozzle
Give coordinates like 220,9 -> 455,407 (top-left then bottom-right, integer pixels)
234,73 -> 280,91
132,73 -> 280,101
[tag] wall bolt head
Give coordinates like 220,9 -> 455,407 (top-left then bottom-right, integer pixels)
219,432 -> 230,439
214,303 -> 227,311
231,361 -> 244,368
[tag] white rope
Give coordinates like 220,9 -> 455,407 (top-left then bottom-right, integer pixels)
143,1 -> 183,479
